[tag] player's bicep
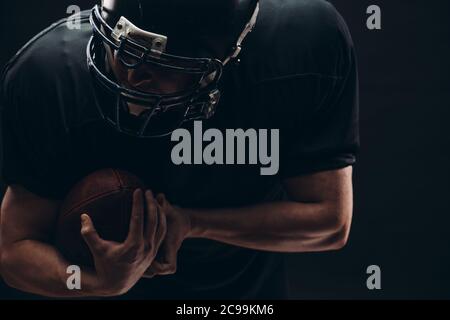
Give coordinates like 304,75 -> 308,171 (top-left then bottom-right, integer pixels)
1,185 -> 60,247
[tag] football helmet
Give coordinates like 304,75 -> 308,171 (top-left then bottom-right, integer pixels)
87,0 -> 259,137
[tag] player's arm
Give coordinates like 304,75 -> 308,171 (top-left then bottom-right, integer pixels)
0,185 -> 100,297
187,166 -> 353,252
147,167 -> 353,277
0,185 -> 166,297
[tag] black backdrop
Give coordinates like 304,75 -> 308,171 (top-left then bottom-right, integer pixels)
1,0 -> 449,299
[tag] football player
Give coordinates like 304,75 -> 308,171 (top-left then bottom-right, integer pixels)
0,0 -> 359,299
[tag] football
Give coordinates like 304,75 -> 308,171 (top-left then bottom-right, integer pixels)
55,168 -> 146,268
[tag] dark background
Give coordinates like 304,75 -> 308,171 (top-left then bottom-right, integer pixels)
1,0 -> 449,299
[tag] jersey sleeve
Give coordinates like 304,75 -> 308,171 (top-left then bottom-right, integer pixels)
1,59 -> 73,200
277,5 -> 360,178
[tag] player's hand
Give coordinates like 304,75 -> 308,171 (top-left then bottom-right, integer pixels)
143,194 -> 191,278
80,189 -> 166,296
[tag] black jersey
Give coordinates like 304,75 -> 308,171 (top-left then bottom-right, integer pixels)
1,0 -> 359,299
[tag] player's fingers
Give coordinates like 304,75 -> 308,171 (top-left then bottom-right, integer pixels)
142,266 -> 157,279
154,207 -> 167,252
151,241 -> 178,275
151,258 -> 177,275
149,260 -> 164,274
164,246 -> 178,274
126,189 -> 145,245
80,214 -> 107,254
144,190 -> 158,250
156,193 -> 165,206
152,194 -> 168,252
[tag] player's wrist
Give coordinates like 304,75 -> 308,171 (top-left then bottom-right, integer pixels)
72,269 -> 124,297
90,276 -> 129,297
57,265 -> 106,297
183,208 -> 206,238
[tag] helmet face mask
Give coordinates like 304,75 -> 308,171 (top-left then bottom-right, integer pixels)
87,1 -> 259,138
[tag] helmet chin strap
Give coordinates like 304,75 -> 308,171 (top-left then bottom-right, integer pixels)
223,2 -> 260,66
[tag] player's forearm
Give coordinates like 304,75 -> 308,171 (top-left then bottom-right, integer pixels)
1,240 -> 103,297
187,201 -> 351,253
